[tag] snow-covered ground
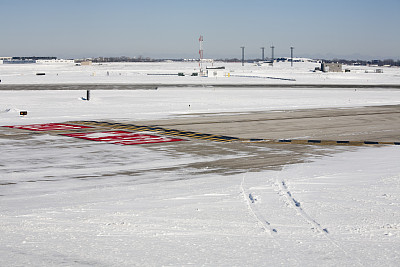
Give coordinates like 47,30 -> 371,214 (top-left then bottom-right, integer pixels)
1,62 -> 400,266
1,87 -> 400,126
1,61 -> 400,85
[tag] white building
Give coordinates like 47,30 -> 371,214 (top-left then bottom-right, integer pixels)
0,57 -> 12,64
207,69 -> 230,78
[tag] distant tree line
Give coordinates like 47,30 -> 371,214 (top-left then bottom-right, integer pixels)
92,56 -> 156,63
216,58 -> 400,66
91,57 -> 194,62
89,56 -> 400,66
323,58 -> 400,67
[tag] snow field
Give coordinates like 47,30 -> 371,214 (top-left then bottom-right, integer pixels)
1,61 -> 400,85
1,62 -> 400,266
1,132 -> 399,265
2,87 -> 400,126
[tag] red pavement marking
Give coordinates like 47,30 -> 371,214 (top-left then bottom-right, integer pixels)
2,123 -> 93,131
62,131 -> 185,145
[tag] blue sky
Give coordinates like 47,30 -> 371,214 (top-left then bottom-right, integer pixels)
1,0 -> 399,60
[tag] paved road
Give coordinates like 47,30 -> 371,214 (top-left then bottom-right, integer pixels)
135,105 -> 400,142
111,104 -> 399,173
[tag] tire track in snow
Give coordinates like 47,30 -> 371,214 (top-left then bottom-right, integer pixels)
277,179 -> 364,266
240,174 -> 278,236
278,180 -> 328,234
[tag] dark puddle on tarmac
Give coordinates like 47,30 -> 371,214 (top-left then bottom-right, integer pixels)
147,140 -> 353,176
0,127 -> 356,189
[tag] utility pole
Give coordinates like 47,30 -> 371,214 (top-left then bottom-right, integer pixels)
290,46 -> 294,67
260,47 -> 265,61
241,46 -> 245,66
270,45 -> 275,66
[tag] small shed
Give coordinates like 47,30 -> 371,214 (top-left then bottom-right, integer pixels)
81,61 -> 92,66
321,63 -> 342,72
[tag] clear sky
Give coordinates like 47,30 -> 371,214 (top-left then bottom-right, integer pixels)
1,0 -> 399,60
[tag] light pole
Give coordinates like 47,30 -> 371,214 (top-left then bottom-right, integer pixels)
290,46 -> 294,67
261,47 -> 265,61
241,46 -> 245,66
270,45 -> 275,66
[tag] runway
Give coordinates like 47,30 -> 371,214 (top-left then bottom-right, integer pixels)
133,104 -> 400,142
2,104 -> 399,175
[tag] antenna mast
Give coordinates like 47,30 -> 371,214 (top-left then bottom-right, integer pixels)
199,35 -> 204,74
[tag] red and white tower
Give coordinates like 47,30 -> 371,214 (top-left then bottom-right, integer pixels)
199,35 -> 204,74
